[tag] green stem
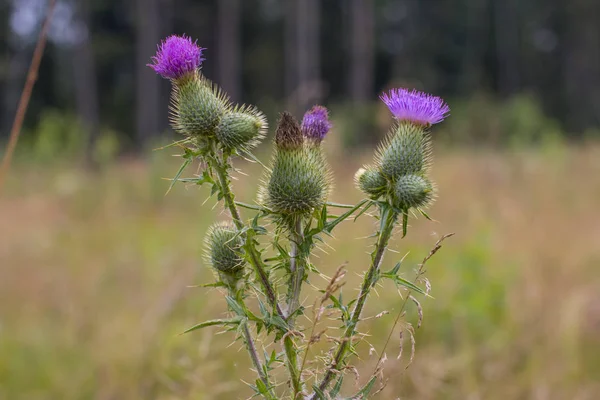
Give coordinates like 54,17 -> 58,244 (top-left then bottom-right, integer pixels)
287,217 -> 305,326
211,152 -> 302,396
310,208 -> 398,398
231,289 -> 276,400
212,155 -> 284,316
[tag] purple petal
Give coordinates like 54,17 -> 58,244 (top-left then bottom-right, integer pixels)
380,88 -> 450,125
148,35 -> 204,80
301,105 -> 332,142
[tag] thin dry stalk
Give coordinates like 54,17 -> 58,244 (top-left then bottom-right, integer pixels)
373,233 -> 454,373
0,0 -> 57,192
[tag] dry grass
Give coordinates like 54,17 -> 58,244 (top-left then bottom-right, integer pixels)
1,144 -> 600,399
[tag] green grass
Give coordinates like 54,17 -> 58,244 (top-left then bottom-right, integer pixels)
1,144 -> 600,399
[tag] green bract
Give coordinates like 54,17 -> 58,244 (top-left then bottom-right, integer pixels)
205,221 -> 244,273
215,106 -> 267,151
392,174 -> 434,210
171,74 -> 228,138
378,122 -> 431,180
355,167 -> 387,199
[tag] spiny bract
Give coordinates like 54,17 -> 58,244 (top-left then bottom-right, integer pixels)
205,221 -> 245,273
215,105 -> 267,151
392,174 -> 435,210
377,122 -> 432,180
169,74 -> 229,138
355,167 -> 387,199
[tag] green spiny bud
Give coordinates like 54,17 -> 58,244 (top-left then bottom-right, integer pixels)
205,222 -> 245,274
215,105 -> 267,151
378,122 -> 432,180
170,73 -> 229,138
392,174 -> 435,210
260,113 -> 330,216
355,167 -> 388,198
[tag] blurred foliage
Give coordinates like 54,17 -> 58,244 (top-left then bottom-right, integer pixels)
2,145 -> 600,399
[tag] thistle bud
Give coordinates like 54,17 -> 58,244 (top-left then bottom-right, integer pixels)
355,167 -> 387,199
215,106 -> 267,151
378,122 -> 431,179
260,113 -> 330,216
205,222 -> 245,287
392,174 -> 435,210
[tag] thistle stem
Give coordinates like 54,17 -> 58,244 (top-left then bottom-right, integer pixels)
211,152 -> 302,396
287,217 -> 305,325
212,154 -> 284,316
311,208 -> 398,398
231,290 -> 276,400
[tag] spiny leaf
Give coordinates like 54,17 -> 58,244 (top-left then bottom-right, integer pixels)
225,296 -> 246,316
180,317 -> 242,335
166,158 -> 192,194
323,199 -> 369,234
312,384 -> 327,400
348,376 -> 377,399
329,374 -> 344,397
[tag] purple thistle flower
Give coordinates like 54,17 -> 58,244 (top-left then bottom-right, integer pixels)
380,88 -> 450,126
301,105 -> 332,142
148,35 -> 204,80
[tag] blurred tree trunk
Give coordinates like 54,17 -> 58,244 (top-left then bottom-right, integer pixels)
72,0 -> 100,168
2,47 -> 28,136
217,0 -> 241,102
135,0 -> 161,151
563,0 -> 600,133
284,0 -> 297,114
285,0 -> 320,115
494,0 -> 520,96
348,0 -> 374,104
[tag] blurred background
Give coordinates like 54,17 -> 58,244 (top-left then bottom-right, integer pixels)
1,0 -> 600,399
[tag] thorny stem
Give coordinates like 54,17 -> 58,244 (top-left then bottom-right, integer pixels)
287,217 -> 305,325
285,217 -> 306,398
212,154 -> 283,316
311,208 -> 398,398
230,288 -> 276,400
212,152 -> 303,397
241,322 -> 276,399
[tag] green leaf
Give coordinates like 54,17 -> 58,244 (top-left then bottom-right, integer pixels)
402,208 -> 409,237
381,274 -> 426,295
324,199 -> 369,234
180,317 -> 241,335
165,158 -> 192,195
326,201 -> 357,209
255,378 -> 269,396
312,384 -> 327,400
348,376 -> 377,399
329,374 -> 344,398
225,296 -> 246,316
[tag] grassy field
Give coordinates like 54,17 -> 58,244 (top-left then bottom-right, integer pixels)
1,143 -> 600,399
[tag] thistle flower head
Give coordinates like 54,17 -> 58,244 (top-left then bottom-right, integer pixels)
301,105 -> 331,143
380,88 -> 449,126
148,35 -> 204,80
275,112 -> 304,150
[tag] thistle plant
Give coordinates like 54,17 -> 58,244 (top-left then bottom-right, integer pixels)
151,35 -> 452,399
